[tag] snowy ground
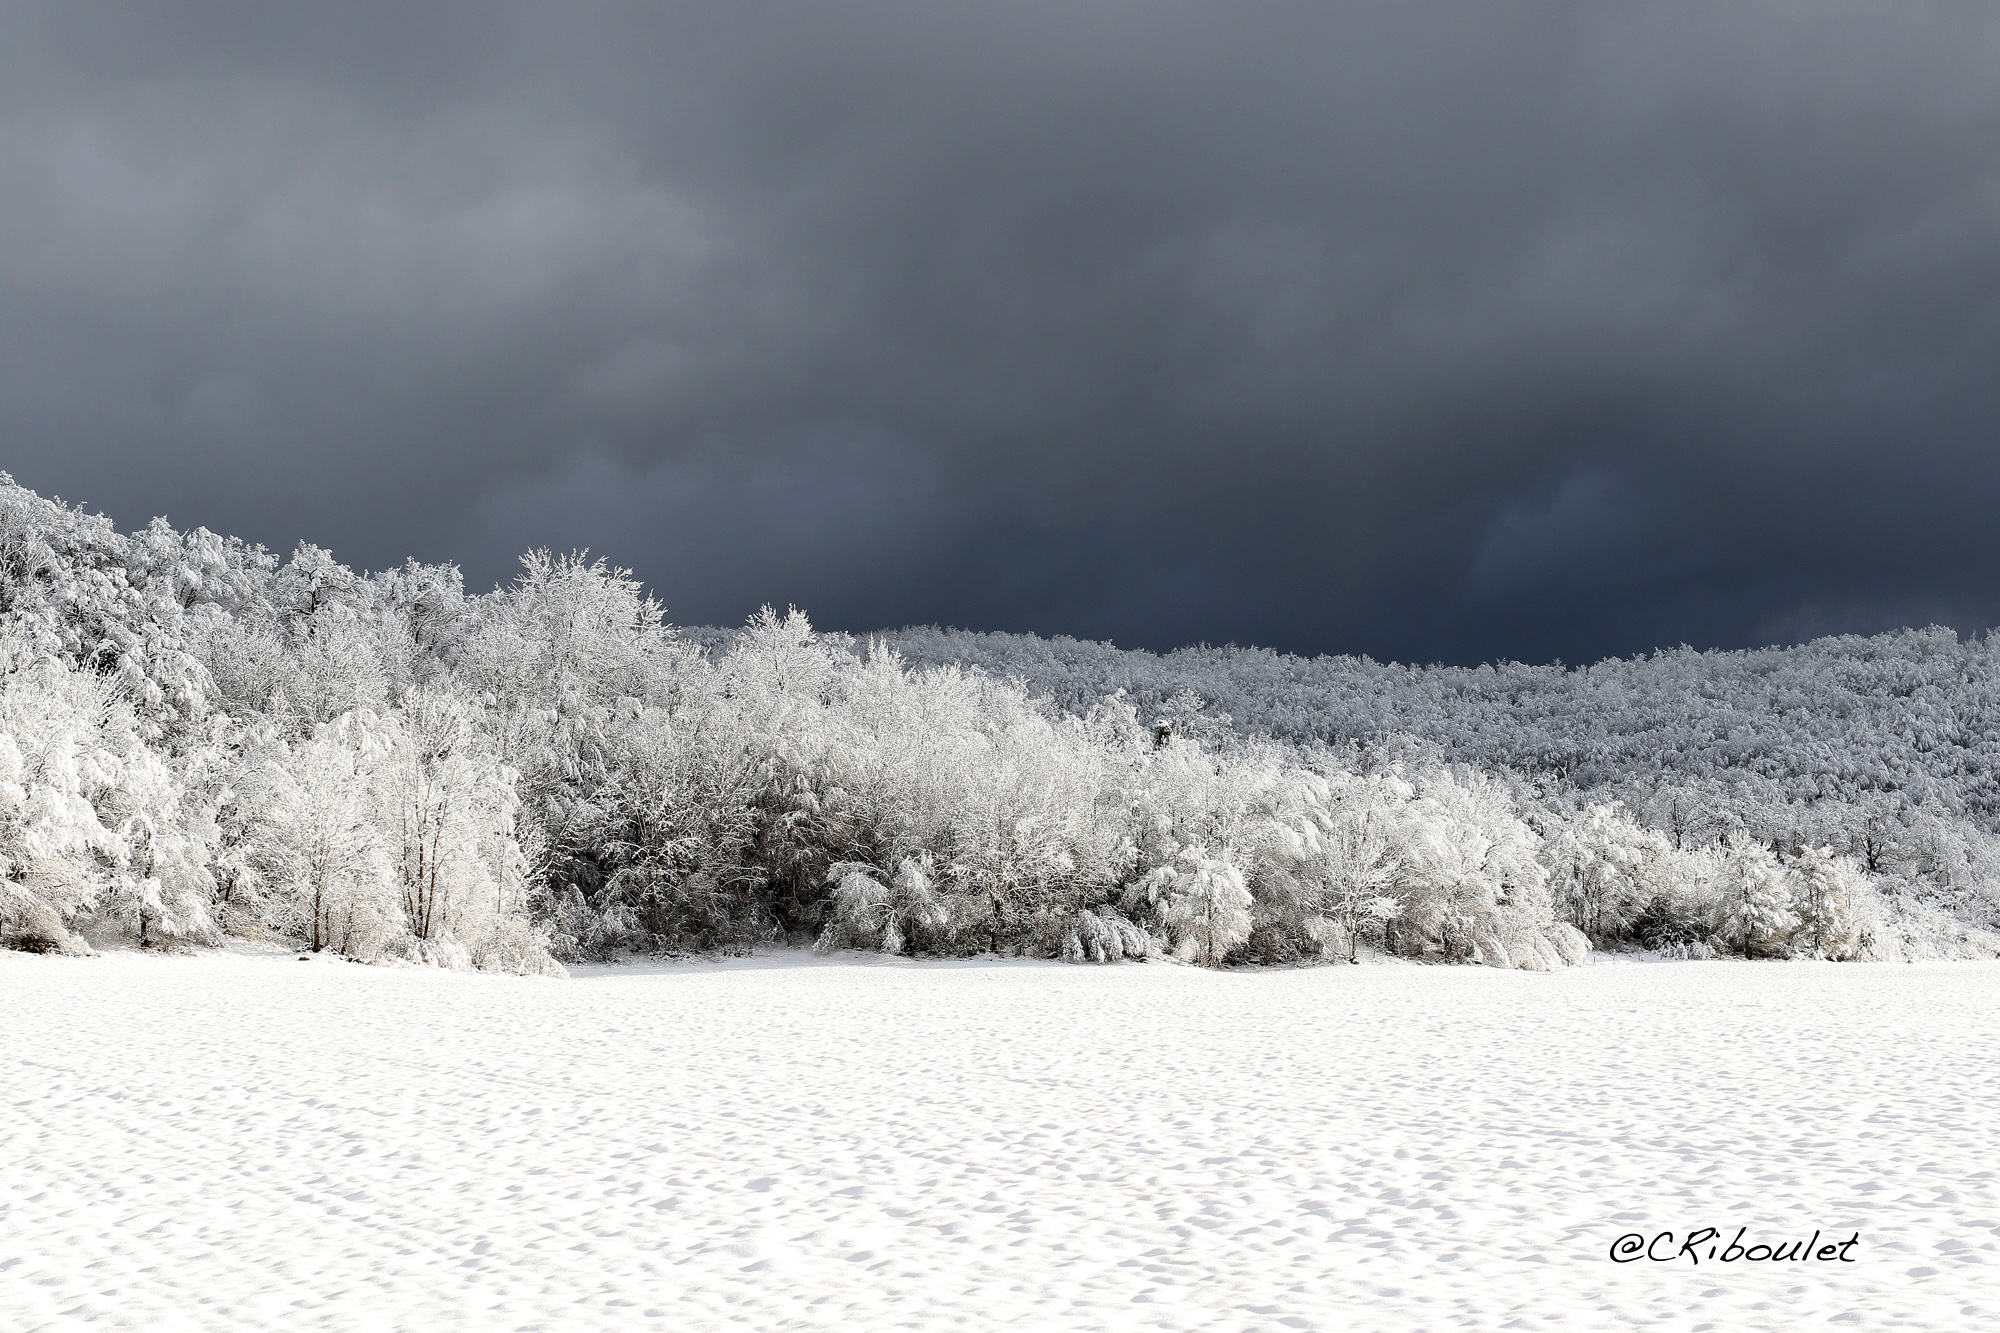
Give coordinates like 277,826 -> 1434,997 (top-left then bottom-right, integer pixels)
3,951 -> 1997,1332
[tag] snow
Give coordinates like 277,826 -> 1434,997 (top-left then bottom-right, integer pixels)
4,952 -> 1997,1331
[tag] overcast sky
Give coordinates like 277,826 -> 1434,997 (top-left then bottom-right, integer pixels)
5,3 -> 2000,664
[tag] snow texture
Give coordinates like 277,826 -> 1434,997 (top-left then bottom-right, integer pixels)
4,950 -> 1997,1331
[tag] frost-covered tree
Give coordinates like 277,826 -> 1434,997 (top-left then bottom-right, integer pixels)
816,856 -> 954,956
371,688 -> 553,972
1306,773 -> 1404,962
1711,836 -> 1797,959
0,648 -> 218,951
1128,844 -> 1251,966
244,715 -> 395,956
1787,844 -> 1878,960
1545,802 -> 1676,942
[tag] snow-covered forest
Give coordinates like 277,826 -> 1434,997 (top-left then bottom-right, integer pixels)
2,475 -> 1993,974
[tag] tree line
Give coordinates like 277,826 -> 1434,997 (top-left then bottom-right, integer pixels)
1,475 -> 1989,972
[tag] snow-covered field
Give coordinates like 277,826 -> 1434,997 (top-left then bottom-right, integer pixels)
4,952 -> 1996,1332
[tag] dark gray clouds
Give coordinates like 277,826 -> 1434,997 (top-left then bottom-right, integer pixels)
6,2 -> 2000,663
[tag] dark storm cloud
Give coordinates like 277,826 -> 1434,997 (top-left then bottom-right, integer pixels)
5,2 -> 2000,663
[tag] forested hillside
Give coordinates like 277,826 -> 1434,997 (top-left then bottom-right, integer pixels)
2,475 -> 1993,973
879,626 -> 2000,817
